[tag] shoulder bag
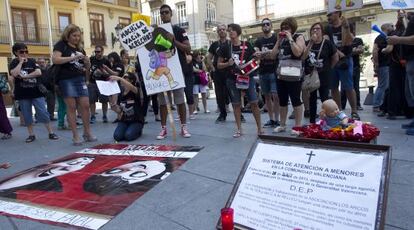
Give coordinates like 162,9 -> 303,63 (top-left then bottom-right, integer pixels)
302,39 -> 325,92
277,36 -> 303,81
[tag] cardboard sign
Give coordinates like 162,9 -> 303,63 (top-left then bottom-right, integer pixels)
218,136 -> 391,230
119,20 -> 153,51
132,13 -> 151,26
0,144 -> 202,230
136,23 -> 186,95
327,0 -> 363,13
380,0 -> 414,9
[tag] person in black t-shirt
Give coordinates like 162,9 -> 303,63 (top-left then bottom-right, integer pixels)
303,22 -> 338,124
341,25 -> 364,111
9,43 -> 59,143
88,45 -> 111,124
325,11 -> 360,120
261,17 -> 306,134
217,23 -> 262,138
37,57 -> 56,120
387,11 -> 414,135
254,18 -> 280,128
206,24 -> 230,123
52,24 -> 96,145
155,4 -> 192,140
110,73 -> 145,141
372,23 -> 393,109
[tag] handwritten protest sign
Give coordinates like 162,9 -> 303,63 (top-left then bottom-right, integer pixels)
119,20 -> 153,51
380,0 -> 414,9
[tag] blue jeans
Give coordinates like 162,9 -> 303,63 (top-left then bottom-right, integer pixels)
405,60 -> 414,107
19,97 -> 50,126
373,66 -> 390,107
226,77 -> 258,105
113,122 -> 143,141
259,72 -> 277,94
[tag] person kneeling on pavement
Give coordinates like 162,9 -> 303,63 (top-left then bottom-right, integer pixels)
110,73 -> 145,142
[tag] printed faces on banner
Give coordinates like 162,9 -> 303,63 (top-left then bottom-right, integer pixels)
380,0 -> 414,9
137,23 -> 185,95
119,20 -> 153,51
327,0 -> 363,13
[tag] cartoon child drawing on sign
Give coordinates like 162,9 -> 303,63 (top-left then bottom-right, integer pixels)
145,27 -> 179,89
335,0 -> 355,10
392,0 -> 408,8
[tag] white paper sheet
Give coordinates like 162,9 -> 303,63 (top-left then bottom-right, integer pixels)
96,80 -> 121,96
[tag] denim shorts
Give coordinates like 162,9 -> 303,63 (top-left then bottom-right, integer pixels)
331,57 -> 354,91
59,76 -> 89,98
226,77 -> 258,105
19,97 -> 50,126
259,72 -> 277,94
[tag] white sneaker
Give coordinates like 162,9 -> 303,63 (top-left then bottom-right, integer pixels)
291,129 -> 300,136
181,125 -> 191,138
156,127 -> 167,140
189,114 -> 196,120
273,126 -> 286,133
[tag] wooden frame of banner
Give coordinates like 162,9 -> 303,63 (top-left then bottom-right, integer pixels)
217,135 -> 392,230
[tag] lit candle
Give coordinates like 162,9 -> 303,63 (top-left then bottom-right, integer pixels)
221,207 -> 234,230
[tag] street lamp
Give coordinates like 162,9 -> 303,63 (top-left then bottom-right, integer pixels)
111,24 -> 123,48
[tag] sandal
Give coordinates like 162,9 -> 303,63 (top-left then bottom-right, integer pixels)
83,134 -> 98,142
1,133 -> 12,140
233,130 -> 242,138
351,112 -> 360,121
49,133 -> 59,140
72,138 -> 83,146
25,135 -> 36,143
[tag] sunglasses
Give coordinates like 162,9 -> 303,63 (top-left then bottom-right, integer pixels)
18,50 -> 28,54
95,50 -> 102,53
160,10 -> 170,15
262,22 -> 271,27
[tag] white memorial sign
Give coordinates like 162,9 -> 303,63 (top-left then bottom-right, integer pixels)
229,141 -> 389,230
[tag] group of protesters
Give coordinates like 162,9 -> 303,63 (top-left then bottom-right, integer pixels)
1,5 -> 414,145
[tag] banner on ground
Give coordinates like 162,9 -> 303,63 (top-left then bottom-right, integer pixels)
380,0 -> 414,9
137,23 -> 186,95
0,144 -> 202,230
327,0 -> 363,13
218,136 -> 391,230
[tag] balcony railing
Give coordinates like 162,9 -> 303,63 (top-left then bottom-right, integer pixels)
205,20 -> 220,29
0,21 -> 62,46
95,0 -> 139,8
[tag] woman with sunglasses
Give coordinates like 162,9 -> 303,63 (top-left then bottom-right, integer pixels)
110,73 -> 145,142
52,24 -> 96,145
302,22 -> 339,124
9,43 -> 59,143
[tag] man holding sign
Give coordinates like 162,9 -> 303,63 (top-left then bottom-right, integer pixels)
156,4 -> 192,140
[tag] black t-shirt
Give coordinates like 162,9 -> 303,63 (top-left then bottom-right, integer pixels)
173,25 -> 191,74
208,40 -> 229,71
193,61 -> 203,84
325,25 -> 352,56
9,58 -> 43,100
389,30 -> 405,67
119,84 -> 144,123
217,41 -> 255,79
53,40 -> 86,80
89,56 -> 111,84
254,34 -> 278,74
403,19 -> 414,61
111,63 -> 125,77
352,37 -> 364,68
279,34 -> 302,60
304,39 -> 337,74
374,35 -> 390,67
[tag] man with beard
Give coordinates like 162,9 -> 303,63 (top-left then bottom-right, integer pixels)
207,24 -> 230,123
254,18 -> 280,128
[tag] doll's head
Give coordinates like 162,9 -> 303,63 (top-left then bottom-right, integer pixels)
321,99 -> 340,118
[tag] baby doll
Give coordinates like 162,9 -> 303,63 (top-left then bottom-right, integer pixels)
319,99 -> 349,130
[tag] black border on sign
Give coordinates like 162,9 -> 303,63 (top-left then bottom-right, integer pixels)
216,135 -> 392,230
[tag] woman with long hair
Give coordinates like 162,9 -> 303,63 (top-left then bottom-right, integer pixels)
52,24 -> 96,145
302,22 -> 338,124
